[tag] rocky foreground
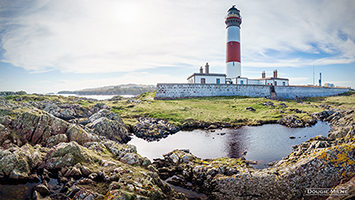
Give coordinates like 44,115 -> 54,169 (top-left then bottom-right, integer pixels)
0,96 -> 354,199
0,98 -> 185,199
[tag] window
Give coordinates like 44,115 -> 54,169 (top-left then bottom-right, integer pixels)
216,78 -> 220,84
283,82 -> 286,86
240,80 -> 244,84
201,78 -> 206,84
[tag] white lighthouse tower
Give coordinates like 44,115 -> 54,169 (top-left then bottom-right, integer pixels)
225,5 -> 242,80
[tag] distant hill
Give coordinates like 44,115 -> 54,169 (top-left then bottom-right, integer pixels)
58,84 -> 156,95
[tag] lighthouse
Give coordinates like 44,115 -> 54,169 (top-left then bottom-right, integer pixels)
225,5 -> 242,79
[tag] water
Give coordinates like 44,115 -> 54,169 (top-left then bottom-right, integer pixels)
57,94 -> 136,100
129,121 -> 330,169
0,177 -> 59,200
0,181 -> 38,200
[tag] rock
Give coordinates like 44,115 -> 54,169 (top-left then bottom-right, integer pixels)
133,117 -> 180,141
64,166 -> 82,177
163,149 -> 195,165
0,123 -> 11,145
46,134 -> 68,148
279,103 -> 287,108
245,107 -> 256,112
127,99 -> 141,104
81,165 -> 92,176
207,125 -> 218,129
35,184 -> 51,196
87,109 -> 130,143
278,115 -> 304,128
109,181 -> 121,190
12,109 -> 69,145
76,178 -> 95,185
67,124 -> 100,145
40,141 -> 91,170
0,144 -> 42,179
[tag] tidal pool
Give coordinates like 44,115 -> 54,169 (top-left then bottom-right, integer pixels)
129,121 -> 330,169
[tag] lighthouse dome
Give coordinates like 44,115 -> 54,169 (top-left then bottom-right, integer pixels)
227,5 -> 240,18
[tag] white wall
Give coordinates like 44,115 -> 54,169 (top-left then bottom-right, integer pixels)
194,75 -> 225,84
248,79 -> 264,85
226,62 -> 241,78
227,26 -> 240,43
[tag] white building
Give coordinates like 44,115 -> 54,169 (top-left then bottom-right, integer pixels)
231,70 -> 289,86
187,63 -> 226,84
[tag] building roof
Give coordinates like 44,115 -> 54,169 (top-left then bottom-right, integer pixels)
187,73 -> 226,80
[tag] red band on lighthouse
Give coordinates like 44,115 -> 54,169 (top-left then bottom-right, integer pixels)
226,41 -> 240,63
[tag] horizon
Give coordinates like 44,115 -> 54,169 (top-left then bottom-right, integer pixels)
1,0 -> 354,94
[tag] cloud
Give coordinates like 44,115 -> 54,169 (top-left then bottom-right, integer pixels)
0,0 -> 354,75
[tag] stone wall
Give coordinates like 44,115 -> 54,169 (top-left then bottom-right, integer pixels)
154,83 -> 350,100
275,86 -> 350,99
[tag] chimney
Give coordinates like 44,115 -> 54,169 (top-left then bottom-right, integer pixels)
273,70 -> 277,78
199,66 -> 203,73
205,62 -> 209,74
262,71 -> 266,78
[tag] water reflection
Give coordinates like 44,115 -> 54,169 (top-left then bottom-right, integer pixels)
129,121 -> 330,169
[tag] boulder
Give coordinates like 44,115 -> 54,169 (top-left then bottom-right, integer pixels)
0,144 -> 42,179
67,124 -> 100,145
40,141 -> 91,169
133,117 -> 180,141
12,109 -> 69,145
87,109 -> 130,143
278,115 -> 305,128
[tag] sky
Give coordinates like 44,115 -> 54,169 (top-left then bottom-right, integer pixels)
0,0 -> 354,94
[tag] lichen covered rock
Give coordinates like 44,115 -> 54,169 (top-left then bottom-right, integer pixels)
87,109 -> 130,143
40,141 -> 92,169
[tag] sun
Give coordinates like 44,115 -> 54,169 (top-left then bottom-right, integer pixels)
115,2 -> 141,24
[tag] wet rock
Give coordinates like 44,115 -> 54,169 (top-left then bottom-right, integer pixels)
87,109 -> 130,143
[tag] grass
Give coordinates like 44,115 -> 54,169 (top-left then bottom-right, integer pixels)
3,91 -> 355,127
